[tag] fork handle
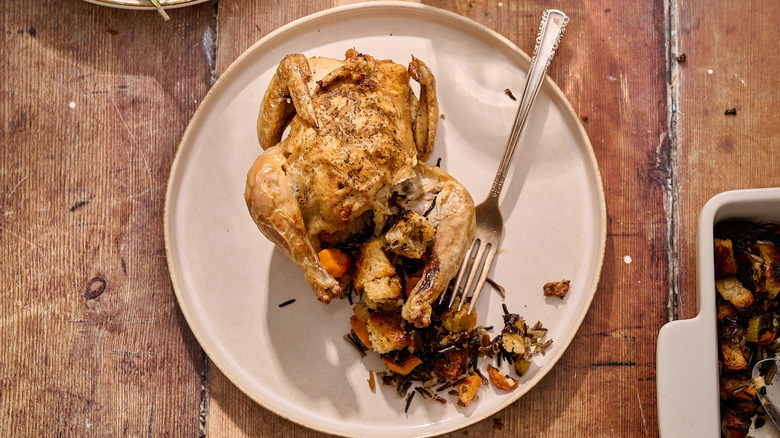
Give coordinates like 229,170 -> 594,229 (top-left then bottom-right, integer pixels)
489,9 -> 569,201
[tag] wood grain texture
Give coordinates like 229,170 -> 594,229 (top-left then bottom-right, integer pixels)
0,0 -> 213,435
3,0 -> 775,436
675,0 -> 780,321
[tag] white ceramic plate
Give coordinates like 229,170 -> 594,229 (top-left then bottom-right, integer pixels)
82,0 -> 207,10
164,3 -> 606,437
657,188 -> 780,437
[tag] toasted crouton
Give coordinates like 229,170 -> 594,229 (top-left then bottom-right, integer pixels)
714,238 -> 739,278
354,238 -> 396,288
441,298 -> 477,333
352,301 -> 410,353
366,311 -> 411,354
756,242 -> 780,299
716,300 -> 738,322
715,278 -> 755,313
385,211 -> 435,259
720,342 -> 748,371
354,238 -> 403,309
362,276 -> 403,310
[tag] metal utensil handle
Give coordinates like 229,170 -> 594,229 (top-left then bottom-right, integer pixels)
489,9 -> 569,200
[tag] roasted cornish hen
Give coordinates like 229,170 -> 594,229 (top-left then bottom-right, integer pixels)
245,49 -> 475,328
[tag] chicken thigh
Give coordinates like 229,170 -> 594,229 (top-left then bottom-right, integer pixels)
245,49 -> 475,327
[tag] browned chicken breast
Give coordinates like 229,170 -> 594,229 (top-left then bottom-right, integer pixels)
245,49 -> 475,327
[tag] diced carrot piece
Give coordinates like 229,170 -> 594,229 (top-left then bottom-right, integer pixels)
382,354 -> 422,375
457,373 -> 482,406
318,248 -> 350,277
721,378 -> 758,401
733,385 -> 757,401
487,364 -> 519,390
758,329 -> 776,346
349,315 -> 373,350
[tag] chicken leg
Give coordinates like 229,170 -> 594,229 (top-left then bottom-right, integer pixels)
244,145 -> 341,303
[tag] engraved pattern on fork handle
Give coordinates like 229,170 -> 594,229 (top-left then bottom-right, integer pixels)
445,9 -> 569,314
489,9 -> 569,201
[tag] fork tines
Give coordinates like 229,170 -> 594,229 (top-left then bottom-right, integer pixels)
443,237 -> 497,314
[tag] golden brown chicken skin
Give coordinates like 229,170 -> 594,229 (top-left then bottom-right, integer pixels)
245,49 -> 474,326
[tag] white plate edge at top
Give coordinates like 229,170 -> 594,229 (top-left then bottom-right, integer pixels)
164,2 -> 607,436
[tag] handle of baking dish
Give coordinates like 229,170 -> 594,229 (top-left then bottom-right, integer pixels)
656,315 -> 720,437
656,192 -> 727,437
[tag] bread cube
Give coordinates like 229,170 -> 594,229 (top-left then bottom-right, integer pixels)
715,277 -> 755,314
385,211 -> 434,259
353,238 -> 403,309
755,241 -> 780,299
713,238 -> 738,279
365,310 -> 411,354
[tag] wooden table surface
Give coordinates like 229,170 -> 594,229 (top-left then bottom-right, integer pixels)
2,0 -> 779,436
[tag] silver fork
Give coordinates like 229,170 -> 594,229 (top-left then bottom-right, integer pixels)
445,9 -> 570,314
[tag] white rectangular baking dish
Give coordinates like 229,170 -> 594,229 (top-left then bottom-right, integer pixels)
657,188 -> 780,437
